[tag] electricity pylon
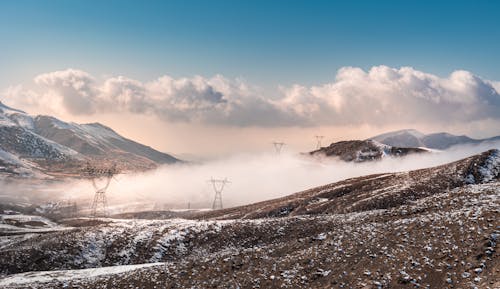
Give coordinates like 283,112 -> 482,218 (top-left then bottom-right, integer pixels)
272,142 -> 286,154
208,178 -> 230,210
82,162 -> 119,218
315,135 -> 324,149
60,199 -> 78,217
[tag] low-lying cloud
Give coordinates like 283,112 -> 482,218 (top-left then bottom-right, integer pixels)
3,65 -> 500,127
100,140 -> 500,210
2,141 -> 498,213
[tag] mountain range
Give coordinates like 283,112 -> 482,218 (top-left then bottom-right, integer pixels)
309,139 -> 428,162
3,100 -> 500,177
0,101 -> 179,177
309,129 -> 500,163
369,129 -> 500,150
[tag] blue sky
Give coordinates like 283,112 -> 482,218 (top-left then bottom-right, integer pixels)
1,0 -> 500,155
1,0 -> 499,90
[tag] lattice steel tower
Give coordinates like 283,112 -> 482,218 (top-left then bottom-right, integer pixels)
209,178 -> 230,210
315,135 -> 324,149
272,142 -> 286,154
82,163 -> 119,218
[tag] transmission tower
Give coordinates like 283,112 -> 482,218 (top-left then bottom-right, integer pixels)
208,178 -> 230,210
60,199 -> 78,218
82,162 -> 119,218
315,135 -> 325,149
272,142 -> 286,154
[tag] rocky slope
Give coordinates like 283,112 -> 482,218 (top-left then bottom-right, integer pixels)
198,149 -> 500,220
370,129 -> 500,150
0,101 -> 179,177
0,150 -> 498,288
309,139 -> 427,162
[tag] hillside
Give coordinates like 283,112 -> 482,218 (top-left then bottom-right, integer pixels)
370,129 -> 500,149
0,101 -> 179,177
0,150 -> 498,288
197,149 -> 499,220
309,139 -> 427,162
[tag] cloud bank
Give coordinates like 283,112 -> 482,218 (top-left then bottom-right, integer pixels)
2,140 -> 499,212
3,66 -> 500,127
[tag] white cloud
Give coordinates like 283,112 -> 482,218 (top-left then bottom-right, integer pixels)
101,76 -> 148,113
279,66 -> 500,125
34,69 -> 97,115
3,66 -> 500,127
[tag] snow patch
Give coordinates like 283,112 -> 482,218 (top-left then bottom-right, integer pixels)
466,149 -> 500,183
0,263 -> 164,286
478,150 -> 500,182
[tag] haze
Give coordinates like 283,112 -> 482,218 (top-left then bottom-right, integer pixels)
1,140 -> 497,212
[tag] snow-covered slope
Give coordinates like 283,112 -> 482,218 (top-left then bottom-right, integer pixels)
370,129 -> 500,149
33,116 -> 178,166
0,102 -> 80,177
0,101 -> 180,177
0,148 -> 37,176
1,150 -> 498,288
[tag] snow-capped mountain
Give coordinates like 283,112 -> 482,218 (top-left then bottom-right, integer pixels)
0,101 -> 179,177
33,115 -> 178,166
370,129 -> 500,149
309,139 -> 427,162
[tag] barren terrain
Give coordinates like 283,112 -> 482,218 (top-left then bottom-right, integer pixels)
0,150 -> 498,288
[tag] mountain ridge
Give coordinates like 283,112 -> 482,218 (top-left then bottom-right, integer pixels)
369,128 -> 500,149
0,101 -> 180,177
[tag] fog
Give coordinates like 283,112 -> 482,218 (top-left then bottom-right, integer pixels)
1,141 -> 499,212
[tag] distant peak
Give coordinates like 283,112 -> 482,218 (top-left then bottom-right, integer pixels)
393,129 -> 425,138
369,128 -> 425,141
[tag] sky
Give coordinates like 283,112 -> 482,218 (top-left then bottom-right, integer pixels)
1,0 -> 500,158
